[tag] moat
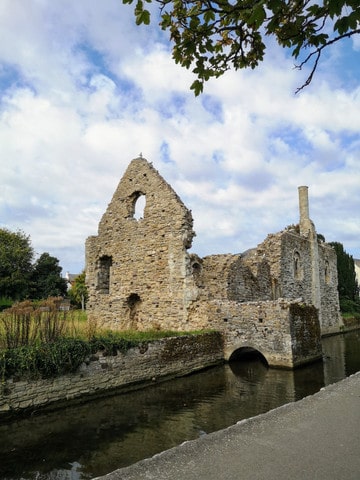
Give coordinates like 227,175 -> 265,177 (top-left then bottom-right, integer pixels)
0,330 -> 359,480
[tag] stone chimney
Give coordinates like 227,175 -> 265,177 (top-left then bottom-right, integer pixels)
298,186 -> 313,237
298,186 -> 321,316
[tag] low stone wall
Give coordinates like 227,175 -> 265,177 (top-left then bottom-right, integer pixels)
0,332 -> 223,420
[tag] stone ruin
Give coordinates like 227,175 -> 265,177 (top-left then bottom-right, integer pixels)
85,157 -> 343,368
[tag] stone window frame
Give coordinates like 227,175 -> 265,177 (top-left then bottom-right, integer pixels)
96,255 -> 112,294
127,191 -> 146,220
126,293 -> 142,326
293,250 -> 303,281
324,260 -> 331,284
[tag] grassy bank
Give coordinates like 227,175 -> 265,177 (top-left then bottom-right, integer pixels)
0,298 -> 204,383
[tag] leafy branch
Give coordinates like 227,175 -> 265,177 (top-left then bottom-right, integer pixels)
122,0 -> 360,95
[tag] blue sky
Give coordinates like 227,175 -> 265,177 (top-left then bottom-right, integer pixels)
0,0 -> 359,274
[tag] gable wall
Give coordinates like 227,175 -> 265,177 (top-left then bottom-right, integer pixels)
86,159 -> 197,331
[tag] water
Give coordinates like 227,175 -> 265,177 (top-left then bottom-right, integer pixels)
0,331 -> 359,480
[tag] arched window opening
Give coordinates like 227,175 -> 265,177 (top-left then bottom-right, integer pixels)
96,255 -> 112,294
127,293 -> 142,327
133,192 -> 146,220
324,260 -> 330,284
293,251 -> 302,280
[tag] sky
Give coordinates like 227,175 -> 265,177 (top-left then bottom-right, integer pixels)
0,0 -> 359,275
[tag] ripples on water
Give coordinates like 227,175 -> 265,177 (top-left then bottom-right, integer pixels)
0,331 -> 359,480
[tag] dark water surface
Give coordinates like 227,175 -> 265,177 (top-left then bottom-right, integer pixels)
0,331 -> 359,480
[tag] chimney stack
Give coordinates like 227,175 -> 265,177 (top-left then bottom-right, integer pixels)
298,186 -> 309,222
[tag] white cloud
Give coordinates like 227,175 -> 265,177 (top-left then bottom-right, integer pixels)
0,0 -> 359,275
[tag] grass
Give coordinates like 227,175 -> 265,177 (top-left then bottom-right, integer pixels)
0,299 -> 210,381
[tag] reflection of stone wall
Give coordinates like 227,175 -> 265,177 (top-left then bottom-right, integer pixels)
0,333 -> 223,418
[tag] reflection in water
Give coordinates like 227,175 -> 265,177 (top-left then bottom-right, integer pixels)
0,331 -> 359,480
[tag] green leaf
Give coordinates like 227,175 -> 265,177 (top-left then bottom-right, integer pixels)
204,10 -> 216,23
334,16 -> 350,35
248,4 -> 266,30
327,0 -> 344,17
136,9 -> 151,25
190,79 -> 203,96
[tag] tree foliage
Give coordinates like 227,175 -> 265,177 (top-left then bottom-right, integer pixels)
31,253 -> 68,300
0,229 -> 34,300
68,271 -> 88,310
123,0 -> 360,94
329,241 -> 359,312
0,228 -> 67,302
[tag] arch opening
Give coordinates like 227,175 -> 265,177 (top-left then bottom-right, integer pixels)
126,293 -> 142,328
96,255 -> 112,294
293,251 -> 302,280
134,194 -> 146,220
228,347 -> 269,367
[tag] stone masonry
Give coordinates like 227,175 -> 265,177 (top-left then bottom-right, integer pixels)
86,157 -> 343,368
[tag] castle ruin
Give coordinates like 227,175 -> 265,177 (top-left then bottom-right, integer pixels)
85,157 -> 343,368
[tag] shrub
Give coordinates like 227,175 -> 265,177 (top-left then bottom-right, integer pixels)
2,338 -> 91,380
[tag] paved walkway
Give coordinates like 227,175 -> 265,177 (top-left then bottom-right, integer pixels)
95,372 -> 360,480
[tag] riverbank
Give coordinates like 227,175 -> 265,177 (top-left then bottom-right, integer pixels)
0,332 -> 223,420
97,371 -> 360,480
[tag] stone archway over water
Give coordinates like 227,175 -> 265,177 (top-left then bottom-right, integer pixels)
228,346 -> 269,367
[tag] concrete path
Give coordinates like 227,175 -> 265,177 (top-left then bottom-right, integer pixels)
95,372 -> 360,480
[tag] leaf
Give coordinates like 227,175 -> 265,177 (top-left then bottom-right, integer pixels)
327,0 -> 344,17
334,16 -> 350,35
204,10 -> 216,23
136,9 -> 151,25
248,4 -> 266,30
190,79 -> 203,96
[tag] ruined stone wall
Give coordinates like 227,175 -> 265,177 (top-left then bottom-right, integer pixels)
187,298 -> 322,368
199,254 -> 271,303
86,159 -> 198,331
278,231 -> 314,302
85,158 -> 341,359
244,230 -> 341,335
318,242 -> 343,334
0,333 -> 223,418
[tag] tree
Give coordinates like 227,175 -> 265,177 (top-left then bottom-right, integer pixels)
31,253 -> 68,300
68,272 -> 88,310
329,241 -> 359,313
123,0 -> 360,95
0,228 -> 34,300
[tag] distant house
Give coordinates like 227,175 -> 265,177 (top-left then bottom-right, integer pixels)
355,260 -> 360,297
65,272 -> 80,290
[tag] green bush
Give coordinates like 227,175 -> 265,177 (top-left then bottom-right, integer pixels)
89,332 -> 138,356
2,338 -> 91,380
1,332 -> 156,381
0,327 -> 207,382
0,297 -> 12,312
340,298 -> 360,315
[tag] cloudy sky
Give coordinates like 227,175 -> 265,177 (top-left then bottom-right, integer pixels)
1,0 -> 359,275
